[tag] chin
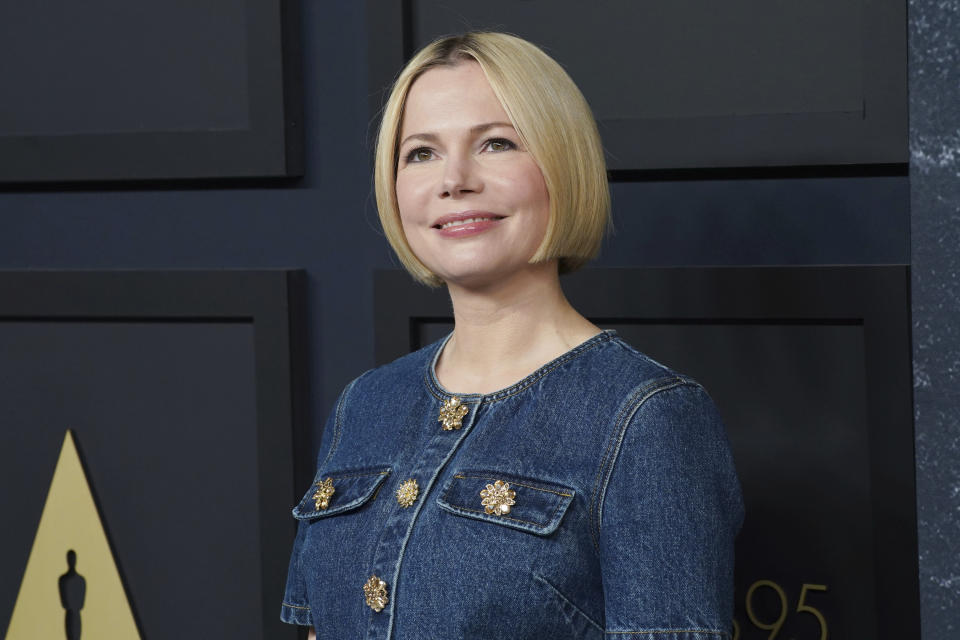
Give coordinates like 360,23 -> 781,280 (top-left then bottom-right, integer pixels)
436,261 -> 546,291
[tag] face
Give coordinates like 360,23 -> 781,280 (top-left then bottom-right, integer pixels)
395,61 -> 551,288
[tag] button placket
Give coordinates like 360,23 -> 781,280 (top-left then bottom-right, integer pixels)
364,398 -> 480,639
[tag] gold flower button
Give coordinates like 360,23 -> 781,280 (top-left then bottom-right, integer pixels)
395,478 -> 419,508
480,480 -> 516,516
363,575 -> 388,612
312,477 -> 335,510
438,396 -> 469,431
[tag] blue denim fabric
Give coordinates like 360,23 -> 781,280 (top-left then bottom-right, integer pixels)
282,331 -> 743,639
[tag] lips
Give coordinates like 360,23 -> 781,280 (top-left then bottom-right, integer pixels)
431,211 -> 505,238
431,211 -> 505,229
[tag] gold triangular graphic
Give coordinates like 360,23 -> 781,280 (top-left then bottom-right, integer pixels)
5,430 -> 140,639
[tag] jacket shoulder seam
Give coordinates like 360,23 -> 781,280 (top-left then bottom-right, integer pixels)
604,630 -> 730,637
318,370 -> 372,468
589,376 -> 699,551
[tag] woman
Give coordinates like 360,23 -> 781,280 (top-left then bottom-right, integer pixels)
282,32 -> 743,639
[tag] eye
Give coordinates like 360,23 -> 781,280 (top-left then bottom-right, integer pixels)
483,138 -> 516,152
406,147 -> 435,163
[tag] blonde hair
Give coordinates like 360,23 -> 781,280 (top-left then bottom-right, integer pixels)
374,32 -> 610,287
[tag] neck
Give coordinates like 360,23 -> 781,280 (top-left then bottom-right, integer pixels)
435,262 -> 600,394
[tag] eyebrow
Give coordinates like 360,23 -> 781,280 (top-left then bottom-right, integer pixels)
398,121 -> 515,149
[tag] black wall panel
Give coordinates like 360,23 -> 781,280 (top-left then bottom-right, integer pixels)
0,271 -> 305,640
0,0 -> 303,182
367,0 -> 907,170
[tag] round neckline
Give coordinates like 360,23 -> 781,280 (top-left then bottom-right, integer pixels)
425,329 -> 617,403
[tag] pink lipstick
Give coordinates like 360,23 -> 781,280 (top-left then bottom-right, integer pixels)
432,211 -> 505,238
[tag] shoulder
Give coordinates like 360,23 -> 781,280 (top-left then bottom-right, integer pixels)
595,337 -> 724,449
497,331 -> 707,431
593,339 -> 740,520
584,336 -> 731,482
315,338 -> 445,465
606,335 -> 692,383
343,336 -> 445,398
578,335 -> 741,548
557,332 -> 701,404
528,332 -> 713,454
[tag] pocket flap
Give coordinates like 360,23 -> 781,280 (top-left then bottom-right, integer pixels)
437,470 -> 575,536
292,467 -> 390,520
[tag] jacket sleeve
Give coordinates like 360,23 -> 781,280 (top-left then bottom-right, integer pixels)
280,374 -> 364,626
597,381 -> 744,638
280,520 -> 314,626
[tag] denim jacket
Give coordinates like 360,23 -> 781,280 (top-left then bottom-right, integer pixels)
281,331 -> 743,639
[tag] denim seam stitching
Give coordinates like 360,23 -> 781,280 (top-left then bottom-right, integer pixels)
320,374 -> 364,468
587,376 -> 681,549
440,473 -> 573,529
320,470 -> 390,481
599,381 -> 702,535
483,335 -> 609,403
295,472 -> 389,517
534,573 -> 605,632
452,474 -> 575,497
596,379 -> 695,543
281,602 -> 311,610
588,377 -> 691,551
605,631 -> 729,637
439,480 -> 555,529
441,503 -> 551,528
382,402 -> 482,639
424,331 -> 613,403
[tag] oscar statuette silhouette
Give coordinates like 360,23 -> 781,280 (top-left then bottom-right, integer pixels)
58,550 -> 86,640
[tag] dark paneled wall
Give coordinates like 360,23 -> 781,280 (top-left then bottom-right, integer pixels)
0,0 -> 909,430
0,2 -> 393,427
0,0 -> 950,636
910,0 -> 960,637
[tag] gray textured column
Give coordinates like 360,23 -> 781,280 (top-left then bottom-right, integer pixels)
909,1 -> 960,638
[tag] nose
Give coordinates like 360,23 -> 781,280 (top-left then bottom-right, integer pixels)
440,152 -> 481,198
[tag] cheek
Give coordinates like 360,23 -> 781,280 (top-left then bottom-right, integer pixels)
395,172 -> 435,225
394,177 -> 414,224
517,165 -> 551,227
394,178 -> 431,259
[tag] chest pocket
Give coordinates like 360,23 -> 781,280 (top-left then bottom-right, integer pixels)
292,466 -> 391,520
437,470 -> 575,536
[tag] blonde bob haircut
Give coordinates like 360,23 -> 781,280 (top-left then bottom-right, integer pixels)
374,32 -> 610,287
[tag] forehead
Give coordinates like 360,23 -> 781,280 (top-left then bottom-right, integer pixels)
400,61 -> 511,135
